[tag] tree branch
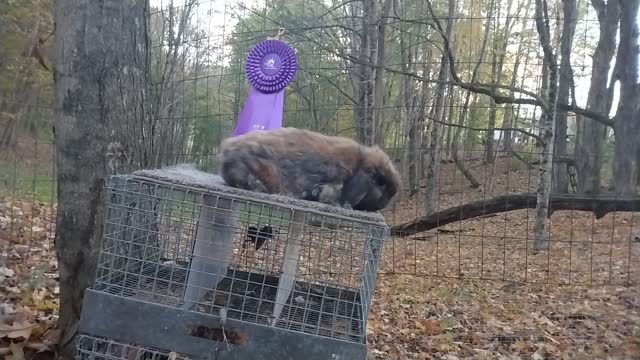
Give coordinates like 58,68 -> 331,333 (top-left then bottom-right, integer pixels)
530,155 -> 575,166
423,0 -> 614,128
429,117 -> 544,145
243,3 -> 615,128
510,150 -> 535,169
390,193 -> 640,237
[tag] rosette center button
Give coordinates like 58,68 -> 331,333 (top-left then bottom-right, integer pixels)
261,54 -> 282,76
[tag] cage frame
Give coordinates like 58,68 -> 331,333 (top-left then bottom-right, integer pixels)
78,167 -> 391,360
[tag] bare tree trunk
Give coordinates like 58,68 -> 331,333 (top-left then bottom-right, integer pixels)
452,0 -> 495,188
354,0 -> 379,145
612,0 -> 640,195
485,40 -> 499,164
399,19 -> 428,194
453,90 -> 482,188
340,0 -> 393,146
0,112 -> 17,148
373,0 -> 393,146
0,66 -> 37,149
502,108 -> 514,150
424,80 -> 445,214
364,0 -> 379,146
399,52 -> 413,191
533,0 -> 559,251
444,83 -> 454,162
344,1 -> 365,142
444,120 -> 453,162
148,0 -> 197,168
416,47 -> 433,182
574,0 -> 619,194
507,9 -> 536,155
503,39 -> 526,152
53,0 -> 149,358
484,0 -> 517,164
502,42 -> 522,152
483,11 -> 502,164
425,0 -> 454,215
553,0 -> 577,194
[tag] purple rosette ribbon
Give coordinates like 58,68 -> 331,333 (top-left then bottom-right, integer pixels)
232,39 -> 298,136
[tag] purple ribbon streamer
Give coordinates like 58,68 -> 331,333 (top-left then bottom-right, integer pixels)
232,88 -> 285,136
232,39 -> 297,137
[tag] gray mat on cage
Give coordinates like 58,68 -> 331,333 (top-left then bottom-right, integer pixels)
131,164 -> 385,222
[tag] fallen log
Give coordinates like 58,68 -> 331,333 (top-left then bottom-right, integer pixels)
390,193 -> 640,237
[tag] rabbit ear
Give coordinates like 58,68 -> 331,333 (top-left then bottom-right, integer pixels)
341,169 -> 372,209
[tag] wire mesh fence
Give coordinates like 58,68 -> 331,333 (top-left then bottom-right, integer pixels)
2,0 -> 640,358
380,148 -> 639,287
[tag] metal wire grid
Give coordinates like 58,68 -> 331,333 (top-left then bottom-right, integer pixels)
92,175 -> 388,343
2,0 -> 633,289
75,335 -> 189,360
379,147 -> 640,287
139,0 -> 637,288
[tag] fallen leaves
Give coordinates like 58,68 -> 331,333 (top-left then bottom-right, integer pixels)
414,319 -> 441,336
1,197 -> 58,360
6,342 -> 25,360
0,314 -> 33,340
367,160 -> 640,358
21,288 -> 58,314
368,271 -> 640,358
0,304 -> 56,360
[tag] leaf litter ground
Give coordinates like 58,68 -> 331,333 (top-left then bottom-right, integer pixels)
373,158 -> 640,359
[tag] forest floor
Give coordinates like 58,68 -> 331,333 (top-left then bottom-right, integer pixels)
370,157 -> 640,359
0,153 -> 639,359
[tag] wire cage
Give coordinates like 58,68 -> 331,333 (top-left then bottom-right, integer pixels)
78,165 -> 390,360
76,335 -> 190,360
